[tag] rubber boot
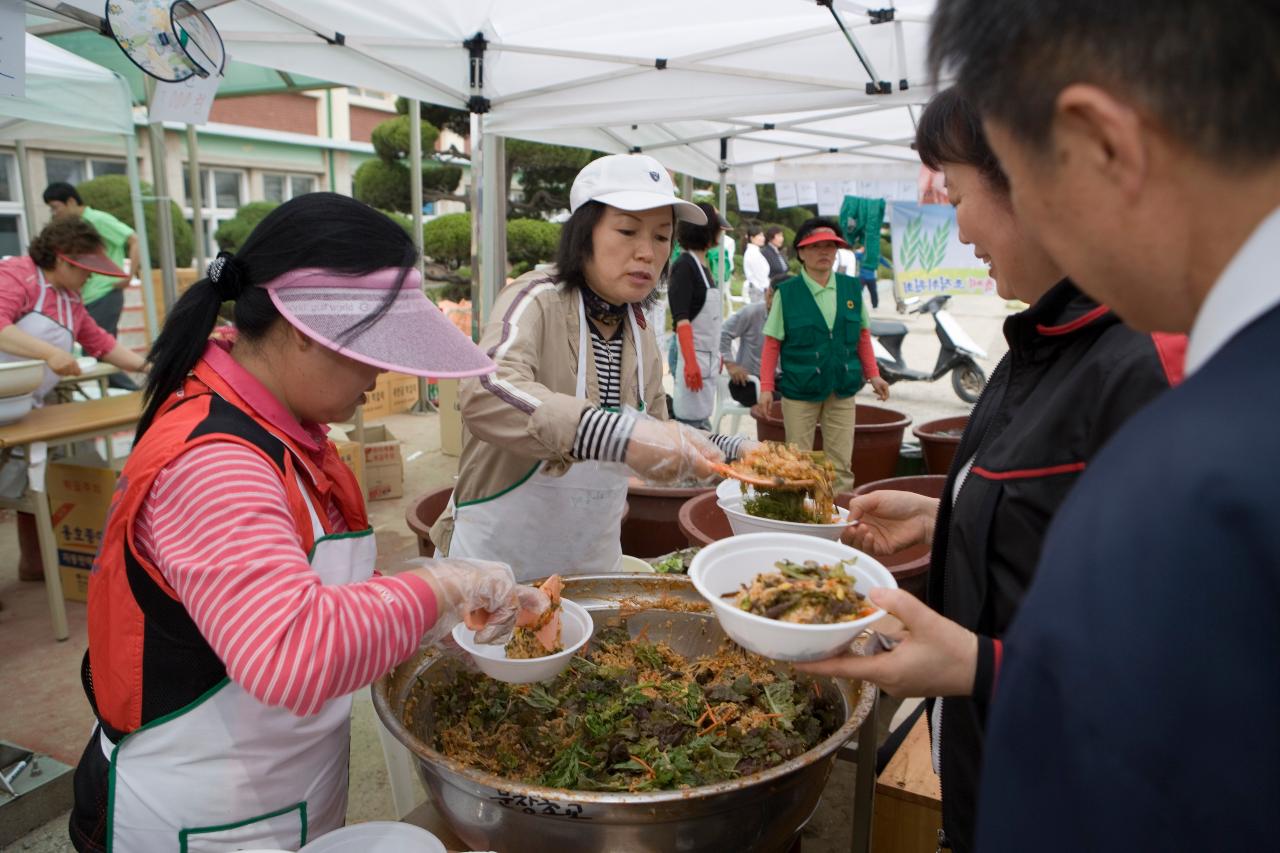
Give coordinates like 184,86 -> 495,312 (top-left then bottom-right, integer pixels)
17,511 -> 44,581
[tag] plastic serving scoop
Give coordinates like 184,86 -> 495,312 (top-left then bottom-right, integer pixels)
714,462 -> 814,490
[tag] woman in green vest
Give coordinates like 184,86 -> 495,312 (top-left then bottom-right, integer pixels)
753,218 -> 889,492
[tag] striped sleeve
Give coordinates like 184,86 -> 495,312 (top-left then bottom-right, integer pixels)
133,442 -> 439,716
571,408 -> 635,463
709,433 -> 747,461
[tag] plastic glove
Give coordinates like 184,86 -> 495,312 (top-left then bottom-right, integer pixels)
730,438 -> 761,462
408,558 -> 549,647
676,322 -> 703,392
624,411 -> 724,484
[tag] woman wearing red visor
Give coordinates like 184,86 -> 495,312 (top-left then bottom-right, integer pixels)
69,194 -> 546,853
753,218 -> 890,492
0,216 -> 147,395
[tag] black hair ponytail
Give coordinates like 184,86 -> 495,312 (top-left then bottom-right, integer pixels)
138,192 -> 418,437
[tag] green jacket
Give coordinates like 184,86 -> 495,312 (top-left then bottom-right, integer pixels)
776,272 -> 864,401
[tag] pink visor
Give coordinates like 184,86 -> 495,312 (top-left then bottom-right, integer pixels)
265,267 -> 495,379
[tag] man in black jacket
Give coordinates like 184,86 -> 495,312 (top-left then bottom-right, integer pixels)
929,1 -> 1280,849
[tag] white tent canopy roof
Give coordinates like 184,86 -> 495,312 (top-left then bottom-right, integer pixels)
0,33 -> 133,143
33,0 -> 935,178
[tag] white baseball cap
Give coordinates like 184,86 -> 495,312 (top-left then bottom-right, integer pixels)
569,154 -> 708,224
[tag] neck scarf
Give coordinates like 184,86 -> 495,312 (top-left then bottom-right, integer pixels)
581,285 -> 630,325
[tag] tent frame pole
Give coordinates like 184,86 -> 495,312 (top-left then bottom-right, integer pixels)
124,129 -> 159,343
13,141 -> 39,245
407,96 -> 435,413
143,78 -> 179,312
186,124 -> 206,274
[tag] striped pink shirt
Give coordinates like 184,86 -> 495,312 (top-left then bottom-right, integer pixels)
133,343 -> 438,716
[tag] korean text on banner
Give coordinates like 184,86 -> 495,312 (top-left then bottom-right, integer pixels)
149,70 -> 221,125
890,202 -> 996,297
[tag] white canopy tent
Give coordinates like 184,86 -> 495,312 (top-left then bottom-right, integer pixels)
27,0 -> 937,323
0,33 -> 158,339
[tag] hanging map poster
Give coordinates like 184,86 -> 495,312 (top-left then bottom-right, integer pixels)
890,202 -> 996,296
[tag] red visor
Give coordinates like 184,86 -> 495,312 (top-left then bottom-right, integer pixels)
795,227 -> 851,249
58,251 -> 127,279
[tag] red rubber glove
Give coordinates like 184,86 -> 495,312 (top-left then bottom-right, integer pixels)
676,322 -> 703,392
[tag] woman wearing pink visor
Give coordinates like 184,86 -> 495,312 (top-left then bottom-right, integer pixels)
70,194 -> 546,853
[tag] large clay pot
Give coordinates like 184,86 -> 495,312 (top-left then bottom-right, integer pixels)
677,491 -> 733,548
622,480 -> 715,558
406,485 -> 630,558
913,415 -> 969,476
751,401 -> 912,485
840,474 -> 947,601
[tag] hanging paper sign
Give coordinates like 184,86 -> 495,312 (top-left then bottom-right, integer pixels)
796,182 -> 818,206
149,64 -> 222,125
890,202 -> 995,296
774,181 -> 798,208
0,2 -> 25,98
841,179 -> 859,199
735,183 -> 759,213
817,182 -> 843,216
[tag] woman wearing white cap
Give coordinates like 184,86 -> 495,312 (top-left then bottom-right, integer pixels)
69,194 -> 546,853
434,154 -> 750,581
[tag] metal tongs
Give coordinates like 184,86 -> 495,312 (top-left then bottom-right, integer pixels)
713,462 -> 814,490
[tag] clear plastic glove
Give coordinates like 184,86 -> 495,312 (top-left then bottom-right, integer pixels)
624,411 -> 724,484
408,558 -> 549,647
730,438 -> 761,462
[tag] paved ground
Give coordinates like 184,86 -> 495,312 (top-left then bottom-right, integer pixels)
0,290 -> 1014,851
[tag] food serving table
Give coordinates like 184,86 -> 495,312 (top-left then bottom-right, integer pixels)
0,393 -> 143,640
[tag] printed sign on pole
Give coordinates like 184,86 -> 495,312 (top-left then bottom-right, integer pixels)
149,69 -> 222,125
890,202 -> 996,297
735,183 -> 759,213
774,181 -> 799,209
0,2 -> 25,98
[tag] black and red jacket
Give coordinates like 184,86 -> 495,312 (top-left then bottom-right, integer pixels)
927,279 -> 1184,852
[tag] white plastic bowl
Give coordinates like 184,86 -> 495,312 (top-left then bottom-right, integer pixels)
689,532 -> 896,662
299,821 -> 446,852
453,598 -> 593,683
716,477 -> 746,504
0,360 -> 44,398
0,392 -> 35,426
719,494 -> 851,540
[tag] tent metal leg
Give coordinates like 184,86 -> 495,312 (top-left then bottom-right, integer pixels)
125,129 -> 159,343
187,124 -> 206,273
850,689 -> 878,853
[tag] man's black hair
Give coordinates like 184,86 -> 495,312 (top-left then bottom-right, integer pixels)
43,182 -> 83,205
929,0 -> 1280,166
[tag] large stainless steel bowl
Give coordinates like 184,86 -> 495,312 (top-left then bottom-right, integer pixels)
373,574 -> 875,853
0,359 -> 45,398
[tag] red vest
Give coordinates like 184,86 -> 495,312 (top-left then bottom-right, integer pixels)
84,358 -> 367,736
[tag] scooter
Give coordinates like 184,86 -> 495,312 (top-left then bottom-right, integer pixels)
870,295 -> 988,403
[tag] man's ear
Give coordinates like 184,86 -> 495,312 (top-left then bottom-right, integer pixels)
1054,83 -> 1149,201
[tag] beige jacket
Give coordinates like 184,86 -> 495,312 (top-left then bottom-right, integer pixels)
431,269 -> 668,554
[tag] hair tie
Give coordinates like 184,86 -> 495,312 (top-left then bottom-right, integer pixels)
207,251 -> 246,301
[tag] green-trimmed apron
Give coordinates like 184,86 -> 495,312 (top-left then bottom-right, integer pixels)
447,293 -> 641,582
99,472 -> 375,852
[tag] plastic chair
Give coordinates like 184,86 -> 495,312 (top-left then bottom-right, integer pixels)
712,373 -> 760,435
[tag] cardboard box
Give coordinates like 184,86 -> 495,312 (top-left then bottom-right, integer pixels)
437,378 -> 463,457
47,458 -> 122,602
345,425 -> 403,501
361,372 -> 420,420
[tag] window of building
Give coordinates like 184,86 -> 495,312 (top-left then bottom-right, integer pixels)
44,156 -> 127,187
0,153 -> 28,255
183,167 -> 247,259
263,172 -> 317,203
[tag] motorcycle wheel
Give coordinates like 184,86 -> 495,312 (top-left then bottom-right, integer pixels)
951,361 -> 986,403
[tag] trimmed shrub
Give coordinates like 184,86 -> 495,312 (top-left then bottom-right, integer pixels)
421,212 -> 472,268
77,174 -> 194,267
370,114 -> 441,162
421,163 -> 463,195
506,218 -> 560,267
354,159 -> 411,213
213,201 -> 280,252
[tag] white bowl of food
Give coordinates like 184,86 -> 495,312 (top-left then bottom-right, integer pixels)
719,493 -> 851,540
0,392 -> 35,426
716,477 -> 745,505
298,822 -> 446,852
0,360 -> 44,398
689,532 -> 895,662
452,597 -> 593,684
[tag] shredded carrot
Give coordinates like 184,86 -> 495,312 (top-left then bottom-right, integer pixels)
628,754 -> 657,779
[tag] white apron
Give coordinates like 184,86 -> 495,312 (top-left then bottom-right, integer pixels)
0,268 -> 75,404
673,258 -> 722,423
100,472 -> 376,852
448,293 -> 642,582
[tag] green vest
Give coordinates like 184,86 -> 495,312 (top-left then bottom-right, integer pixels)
776,273 -> 864,401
